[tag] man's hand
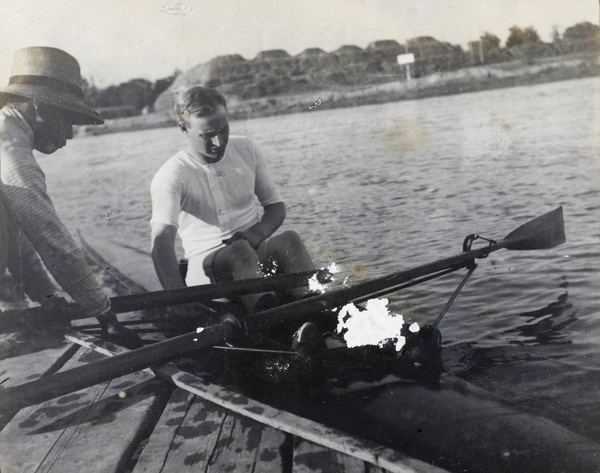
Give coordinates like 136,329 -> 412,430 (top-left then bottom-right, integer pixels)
223,203 -> 285,250
223,224 -> 266,250
97,310 -> 144,349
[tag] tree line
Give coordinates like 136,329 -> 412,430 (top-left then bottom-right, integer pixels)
473,21 -> 599,63
82,70 -> 180,118
85,21 -> 599,116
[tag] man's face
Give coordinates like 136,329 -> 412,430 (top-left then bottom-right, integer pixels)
31,103 -> 74,154
183,105 -> 230,164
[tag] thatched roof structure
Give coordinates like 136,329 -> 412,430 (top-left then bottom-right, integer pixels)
333,45 -> 364,55
296,48 -> 327,57
209,54 -> 248,66
254,49 -> 291,61
367,40 -> 403,52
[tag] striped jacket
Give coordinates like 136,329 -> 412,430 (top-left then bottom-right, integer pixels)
0,106 -> 110,315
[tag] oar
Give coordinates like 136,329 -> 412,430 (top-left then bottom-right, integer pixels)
0,268 -> 332,328
111,268 -> 332,312
0,207 -> 564,412
0,322 -> 236,413
248,207 -> 565,328
107,206 -> 562,319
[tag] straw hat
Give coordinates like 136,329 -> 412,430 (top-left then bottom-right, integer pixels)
0,47 -> 104,125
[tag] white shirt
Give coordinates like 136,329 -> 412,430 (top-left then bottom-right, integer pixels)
151,136 -> 282,263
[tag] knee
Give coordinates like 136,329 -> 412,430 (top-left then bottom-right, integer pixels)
269,230 -> 305,254
213,240 -> 257,272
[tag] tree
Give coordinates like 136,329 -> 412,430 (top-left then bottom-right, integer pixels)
147,69 -> 180,111
562,21 -> 600,53
506,26 -> 540,48
82,78 -> 100,107
551,26 -> 561,45
96,85 -> 121,108
91,79 -> 152,114
480,32 -> 501,52
506,27 -> 525,48
563,21 -> 600,42
117,79 -> 153,112
523,26 -> 540,44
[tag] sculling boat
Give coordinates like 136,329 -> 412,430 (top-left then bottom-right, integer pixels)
1,207 -> 598,473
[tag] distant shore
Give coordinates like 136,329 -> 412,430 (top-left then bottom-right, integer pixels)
77,54 -> 600,137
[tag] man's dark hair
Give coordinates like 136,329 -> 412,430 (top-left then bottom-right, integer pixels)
173,86 -> 227,124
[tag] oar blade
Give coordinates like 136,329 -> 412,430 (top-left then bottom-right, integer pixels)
502,207 -> 565,251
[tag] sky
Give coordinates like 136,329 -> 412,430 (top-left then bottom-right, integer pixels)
1,0 -> 597,88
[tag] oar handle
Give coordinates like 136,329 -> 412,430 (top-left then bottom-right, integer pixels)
0,268 -> 332,328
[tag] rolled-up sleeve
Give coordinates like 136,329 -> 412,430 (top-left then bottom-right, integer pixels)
150,163 -> 182,228
252,141 -> 282,207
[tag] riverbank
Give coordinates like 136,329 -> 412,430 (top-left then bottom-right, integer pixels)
77,54 -> 600,136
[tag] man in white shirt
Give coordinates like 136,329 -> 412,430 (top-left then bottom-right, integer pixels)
150,86 -> 315,313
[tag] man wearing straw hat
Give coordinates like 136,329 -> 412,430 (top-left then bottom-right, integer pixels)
0,46 -> 142,349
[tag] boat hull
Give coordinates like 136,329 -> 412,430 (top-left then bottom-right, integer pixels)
306,375 -> 600,473
212,344 -> 600,473
70,237 -> 600,473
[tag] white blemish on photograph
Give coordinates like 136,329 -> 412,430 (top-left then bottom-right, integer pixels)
337,298 -> 415,351
160,2 -> 192,15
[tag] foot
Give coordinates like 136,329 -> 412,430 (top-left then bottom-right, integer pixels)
291,322 -> 326,356
291,322 -> 327,391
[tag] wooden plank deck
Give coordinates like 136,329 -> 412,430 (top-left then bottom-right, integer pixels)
0,330 -> 450,473
0,328 -> 77,430
132,389 -> 283,472
0,345 -> 165,473
0,338 -> 74,389
133,388 -> 387,473
66,332 -> 450,473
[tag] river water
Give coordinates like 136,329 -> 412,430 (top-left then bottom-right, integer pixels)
42,77 -> 600,443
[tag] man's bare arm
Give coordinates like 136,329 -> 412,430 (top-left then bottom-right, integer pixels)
224,202 -> 286,249
151,222 -> 186,289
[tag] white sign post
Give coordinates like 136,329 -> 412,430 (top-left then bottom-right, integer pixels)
397,53 -> 415,81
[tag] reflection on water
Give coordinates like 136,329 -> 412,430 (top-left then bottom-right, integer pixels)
43,77 -> 600,441
506,291 -> 575,346
446,291 -> 574,378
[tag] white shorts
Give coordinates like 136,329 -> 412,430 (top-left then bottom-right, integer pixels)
184,239 -> 272,287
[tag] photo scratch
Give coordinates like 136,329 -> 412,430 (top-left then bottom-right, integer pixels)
308,98 -> 323,110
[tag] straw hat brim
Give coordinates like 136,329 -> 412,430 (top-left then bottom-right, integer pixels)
0,84 -> 104,125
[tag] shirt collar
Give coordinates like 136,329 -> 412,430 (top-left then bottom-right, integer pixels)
1,106 -> 34,142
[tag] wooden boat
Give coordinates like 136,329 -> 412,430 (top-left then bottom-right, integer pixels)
0,247 -> 429,472
1,207 -> 598,473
